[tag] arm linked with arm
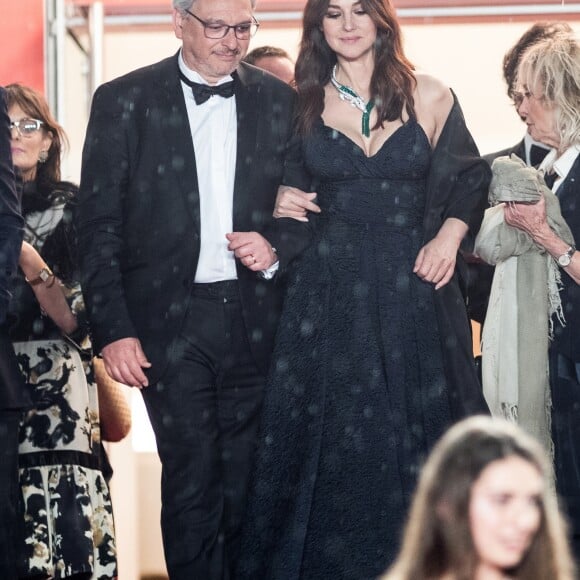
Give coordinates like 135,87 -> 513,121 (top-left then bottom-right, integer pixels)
261,130 -> 318,273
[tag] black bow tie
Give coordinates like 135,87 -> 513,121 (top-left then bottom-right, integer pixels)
529,143 -> 550,168
179,71 -> 235,105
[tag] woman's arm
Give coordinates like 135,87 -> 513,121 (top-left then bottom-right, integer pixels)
414,218 -> 469,290
505,197 -> 580,285
414,79 -> 481,289
19,241 -> 78,334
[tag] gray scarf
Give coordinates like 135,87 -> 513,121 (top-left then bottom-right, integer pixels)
474,154 -> 574,457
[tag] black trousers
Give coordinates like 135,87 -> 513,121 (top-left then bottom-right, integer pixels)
0,410 -> 22,580
142,281 -> 267,580
550,348 -> 580,564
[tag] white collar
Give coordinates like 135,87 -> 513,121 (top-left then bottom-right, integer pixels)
553,144 -> 580,181
539,148 -> 558,173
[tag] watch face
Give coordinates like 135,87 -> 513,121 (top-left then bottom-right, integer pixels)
558,254 -> 572,267
40,268 -> 51,281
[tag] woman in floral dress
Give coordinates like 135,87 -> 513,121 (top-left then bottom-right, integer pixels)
6,83 -> 116,580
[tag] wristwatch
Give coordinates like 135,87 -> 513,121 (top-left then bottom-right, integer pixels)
26,266 -> 54,286
557,246 -> 576,268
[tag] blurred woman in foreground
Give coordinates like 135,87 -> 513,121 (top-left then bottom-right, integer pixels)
383,416 -> 575,580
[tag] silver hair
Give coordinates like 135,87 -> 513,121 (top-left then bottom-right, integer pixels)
172,0 -> 257,10
517,33 -> 580,149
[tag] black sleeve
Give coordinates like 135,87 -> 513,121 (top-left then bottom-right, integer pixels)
0,88 -> 24,325
424,93 -> 491,253
262,130 -> 318,273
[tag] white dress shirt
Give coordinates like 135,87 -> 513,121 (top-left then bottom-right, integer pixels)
540,144 -> 580,194
179,52 -> 238,283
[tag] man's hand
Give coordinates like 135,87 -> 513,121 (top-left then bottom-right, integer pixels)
274,186 -> 320,222
226,232 -> 278,271
101,337 -> 151,388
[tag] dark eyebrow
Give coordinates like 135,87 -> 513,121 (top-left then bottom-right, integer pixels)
205,17 -> 253,25
327,1 -> 362,8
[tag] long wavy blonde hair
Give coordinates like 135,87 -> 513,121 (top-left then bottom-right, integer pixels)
516,33 -> 580,151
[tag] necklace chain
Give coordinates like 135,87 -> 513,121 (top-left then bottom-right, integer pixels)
330,65 -> 375,137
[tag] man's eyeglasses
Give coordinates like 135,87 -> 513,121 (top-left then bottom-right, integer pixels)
9,118 -> 44,138
185,10 -> 259,40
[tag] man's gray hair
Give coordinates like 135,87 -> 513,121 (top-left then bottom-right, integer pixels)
172,0 -> 257,10
173,0 -> 193,10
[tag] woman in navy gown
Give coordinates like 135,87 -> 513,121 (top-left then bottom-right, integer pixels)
237,1 -> 490,578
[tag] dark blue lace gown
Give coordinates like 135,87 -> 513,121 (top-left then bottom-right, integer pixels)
237,119 -> 455,580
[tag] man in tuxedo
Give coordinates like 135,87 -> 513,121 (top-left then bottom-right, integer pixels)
467,21 -> 572,325
77,0 -> 305,578
0,87 -> 25,579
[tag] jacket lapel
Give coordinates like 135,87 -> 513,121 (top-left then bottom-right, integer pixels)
556,155 -> 580,223
232,65 -> 260,230
157,52 -> 201,232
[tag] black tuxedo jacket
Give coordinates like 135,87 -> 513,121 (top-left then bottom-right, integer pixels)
78,54 -> 300,382
552,154 -> 580,361
0,87 -> 26,410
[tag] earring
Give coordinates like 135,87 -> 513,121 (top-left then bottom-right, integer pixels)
38,150 -> 48,163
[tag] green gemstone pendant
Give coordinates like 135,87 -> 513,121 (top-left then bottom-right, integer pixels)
331,65 -> 375,138
361,100 -> 375,138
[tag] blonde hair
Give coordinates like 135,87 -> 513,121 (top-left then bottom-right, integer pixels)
517,34 -> 580,150
383,416 -> 575,580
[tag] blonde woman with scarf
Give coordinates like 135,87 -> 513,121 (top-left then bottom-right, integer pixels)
474,155 -> 573,457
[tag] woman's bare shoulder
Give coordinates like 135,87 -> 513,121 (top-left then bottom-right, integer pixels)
414,73 -> 453,112
414,73 -> 454,146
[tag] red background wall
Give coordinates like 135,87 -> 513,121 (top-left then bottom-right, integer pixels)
0,0 -> 45,92
1,0 -> 577,93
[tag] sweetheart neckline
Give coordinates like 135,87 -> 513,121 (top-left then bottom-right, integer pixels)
320,119 -> 431,159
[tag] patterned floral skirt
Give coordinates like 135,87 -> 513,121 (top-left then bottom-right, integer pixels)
14,339 -> 117,579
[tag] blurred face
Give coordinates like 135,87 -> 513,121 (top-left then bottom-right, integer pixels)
469,456 -> 543,575
322,0 -> 377,63
8,104 -> 52,183
516,84 -> 560,149
173,0 -> 254,84
254,56 -> 295,85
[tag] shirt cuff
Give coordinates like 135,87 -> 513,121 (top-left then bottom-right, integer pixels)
260,260 -> 279,280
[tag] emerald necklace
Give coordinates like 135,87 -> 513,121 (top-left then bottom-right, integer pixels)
330,65 -> 375,138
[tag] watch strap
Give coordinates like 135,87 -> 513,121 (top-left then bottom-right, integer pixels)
25,267 -> 55,286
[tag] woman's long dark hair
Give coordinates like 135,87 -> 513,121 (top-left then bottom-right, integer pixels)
294,0 -> 416,135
